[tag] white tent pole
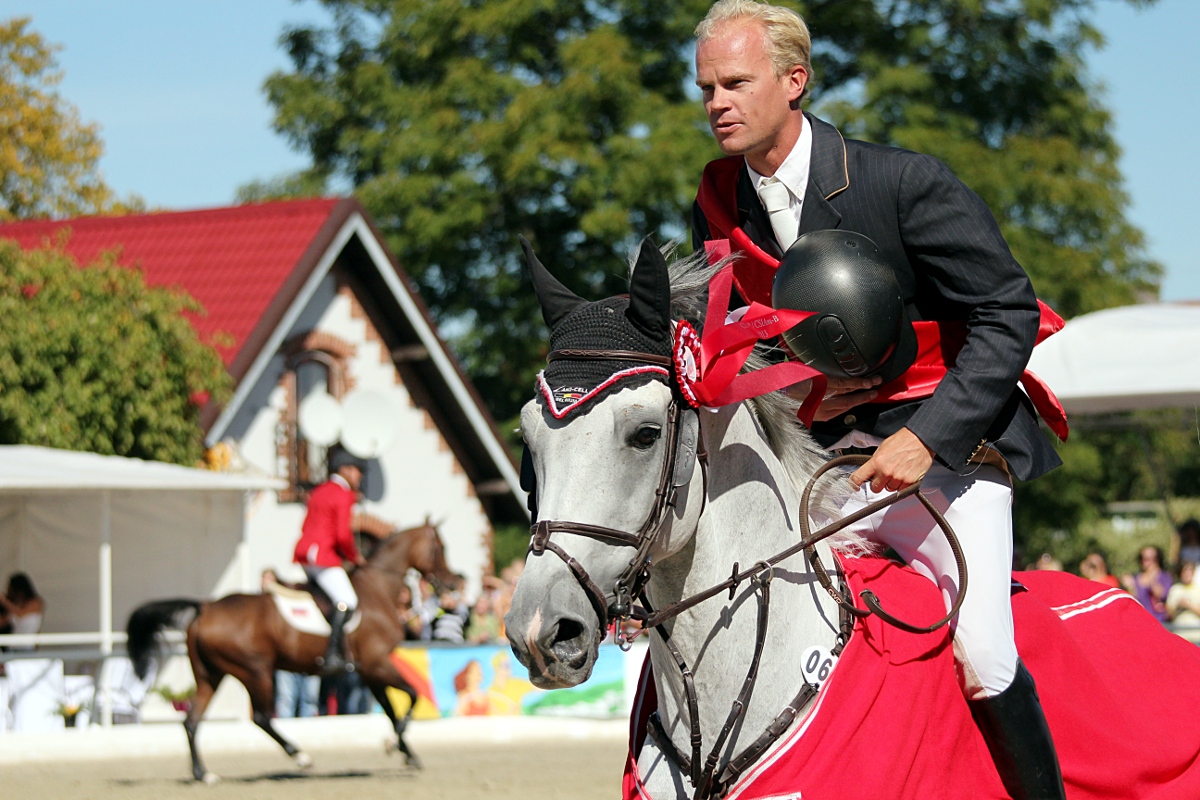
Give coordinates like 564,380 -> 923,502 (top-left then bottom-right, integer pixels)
239,491 -> 252,593
100,490 -> 113,728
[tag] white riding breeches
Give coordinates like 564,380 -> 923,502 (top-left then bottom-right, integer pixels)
833,437 -> 1018,700
304,565 -> 359,611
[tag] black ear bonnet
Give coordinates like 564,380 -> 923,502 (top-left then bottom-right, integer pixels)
523,236 -> 674,417
541,296 -> 672,409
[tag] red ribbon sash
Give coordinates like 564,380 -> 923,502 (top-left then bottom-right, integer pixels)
685,240 -> 826,426
695,157 -> 1067,439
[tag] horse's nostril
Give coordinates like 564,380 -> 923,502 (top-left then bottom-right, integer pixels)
552,617 -> 585,647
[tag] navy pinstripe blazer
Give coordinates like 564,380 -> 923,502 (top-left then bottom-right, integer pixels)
692,112 -> 1061,481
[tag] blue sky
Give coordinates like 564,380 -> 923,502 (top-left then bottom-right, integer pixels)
4,0 -> 1197,300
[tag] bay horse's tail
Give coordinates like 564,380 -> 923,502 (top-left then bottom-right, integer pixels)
126,598 -> 202,680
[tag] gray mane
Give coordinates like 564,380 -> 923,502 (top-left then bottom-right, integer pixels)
634,243 -> 865,549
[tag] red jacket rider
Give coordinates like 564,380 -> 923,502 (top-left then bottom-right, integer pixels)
293,476 -> 362,568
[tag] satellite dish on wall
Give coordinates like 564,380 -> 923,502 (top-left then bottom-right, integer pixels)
297,391 -> 344,446
340,389 -> 402,458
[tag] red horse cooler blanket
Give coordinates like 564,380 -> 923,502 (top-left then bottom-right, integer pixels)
623,554 -> 1200,800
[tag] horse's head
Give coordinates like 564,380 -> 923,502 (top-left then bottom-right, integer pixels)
373,522 -> 461,593
505,237 -> 708,689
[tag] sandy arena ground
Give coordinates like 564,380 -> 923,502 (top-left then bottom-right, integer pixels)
2,738 -> 628,800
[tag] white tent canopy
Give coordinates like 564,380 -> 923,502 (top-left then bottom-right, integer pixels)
0,445 -> 284,493
1027,303 -> 1200,414
0,446 -> 282,644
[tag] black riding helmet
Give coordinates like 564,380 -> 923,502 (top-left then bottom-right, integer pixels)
329,447 -> 366,474
771,230 -> 917,384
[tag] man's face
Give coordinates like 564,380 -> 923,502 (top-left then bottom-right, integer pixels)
338,464 -> 363,492
695,20 -> 807,167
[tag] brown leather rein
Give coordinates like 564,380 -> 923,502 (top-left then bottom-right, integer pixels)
527,346 -> 969,800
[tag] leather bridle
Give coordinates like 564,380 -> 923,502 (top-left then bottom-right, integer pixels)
528,348 -> 705,641
525,345 -> 968,800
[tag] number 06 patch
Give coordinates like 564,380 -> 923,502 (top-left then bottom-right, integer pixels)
800,645 -> 838,688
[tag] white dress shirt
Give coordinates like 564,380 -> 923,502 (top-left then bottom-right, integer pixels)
747,116 -> 814,243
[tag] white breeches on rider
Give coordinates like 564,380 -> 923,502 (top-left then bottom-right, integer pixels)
834,435 -> 1018,701
304,565 -> 359,611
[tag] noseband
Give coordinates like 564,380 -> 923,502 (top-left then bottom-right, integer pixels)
527,348 -> 704,642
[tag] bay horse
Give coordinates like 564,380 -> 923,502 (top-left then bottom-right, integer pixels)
127,522 -> 457,783
505,237 -> 1200,799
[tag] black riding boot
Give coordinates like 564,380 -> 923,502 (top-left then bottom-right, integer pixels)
318,604 -> 353,677
969,661 -> 1065,800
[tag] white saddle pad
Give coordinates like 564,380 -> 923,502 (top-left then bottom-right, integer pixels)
267,585 -> 361,637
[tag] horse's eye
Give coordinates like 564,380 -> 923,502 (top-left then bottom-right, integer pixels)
630,425 -> 662,450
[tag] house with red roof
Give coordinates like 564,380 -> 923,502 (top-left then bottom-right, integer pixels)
0,198 -> 526,595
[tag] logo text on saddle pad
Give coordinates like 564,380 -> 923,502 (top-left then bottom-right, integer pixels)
267,586 -> 362,637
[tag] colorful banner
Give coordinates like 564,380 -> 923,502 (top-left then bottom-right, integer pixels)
386,643 -> 629,720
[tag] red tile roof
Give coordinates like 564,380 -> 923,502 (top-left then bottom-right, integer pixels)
0,198 -> 345,367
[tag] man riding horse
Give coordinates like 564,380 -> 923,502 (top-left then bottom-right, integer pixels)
691,2 -> 1066,797
293,447 -> 368,675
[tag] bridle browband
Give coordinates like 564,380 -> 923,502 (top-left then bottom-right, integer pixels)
527,345 -> 968,800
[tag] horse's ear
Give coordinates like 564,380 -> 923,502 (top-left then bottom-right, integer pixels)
626,236 -> 671,339
521,235 -> 585,329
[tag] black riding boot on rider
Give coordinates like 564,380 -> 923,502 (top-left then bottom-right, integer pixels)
969,661 -> 1065,800
319,604 -> 354,677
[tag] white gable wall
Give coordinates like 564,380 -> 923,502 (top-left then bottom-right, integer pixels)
231,271 -> 491,597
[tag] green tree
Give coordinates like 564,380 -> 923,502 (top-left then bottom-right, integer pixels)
808,0 -> 1161,317
266,1 -> 1158,420
803,0 -> 1168,556
265,0 -> 716,426
0,242 -> 231,465
234,170 -> 328,204
265,0 -> 1172,558
0,18 -> 139,220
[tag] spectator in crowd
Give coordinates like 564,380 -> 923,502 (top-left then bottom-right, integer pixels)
1033,553 -> 1064,571
488,558 -> 524,638
466,593 -> 502,644
1167,560 -> 1200,628
395,584 -> 423,641
327,669 -> 376,715
432,590 -> 468,644
1078,552 -> 1121,589
277,670 -> 321,718
0,572 -> 45,650
415,579 -> 440,642
1122,546 -> 1173,623
1172,519 -> 1200,573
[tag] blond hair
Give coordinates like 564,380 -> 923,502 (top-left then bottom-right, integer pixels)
696,0 -> 812,95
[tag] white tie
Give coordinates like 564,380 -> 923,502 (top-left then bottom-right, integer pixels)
757,177 -> 798,250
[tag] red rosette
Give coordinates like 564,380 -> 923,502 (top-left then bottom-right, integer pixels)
672,320 -> 702,408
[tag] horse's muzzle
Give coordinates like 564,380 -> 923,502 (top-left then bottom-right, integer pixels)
505,608 -> 597,689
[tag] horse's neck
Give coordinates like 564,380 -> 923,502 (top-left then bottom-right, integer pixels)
358,535 -> 411,596
647,403 -> 841,774
369,532 -> 413,577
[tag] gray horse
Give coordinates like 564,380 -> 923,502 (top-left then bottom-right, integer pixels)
505,237 -> 860,798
